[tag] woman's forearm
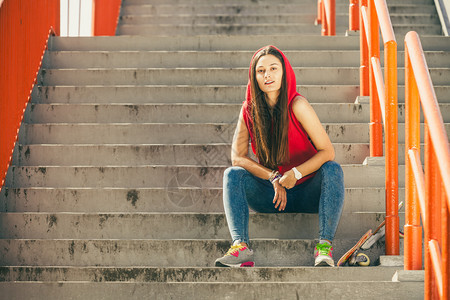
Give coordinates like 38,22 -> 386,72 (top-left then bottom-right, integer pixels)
232,156 -> 273,181
295,148 -> 334,177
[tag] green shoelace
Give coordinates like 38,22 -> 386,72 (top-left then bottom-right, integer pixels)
316,243 -> 332,256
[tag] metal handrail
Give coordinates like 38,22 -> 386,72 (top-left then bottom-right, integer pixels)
358,0 -> 399,255
405,31 -> 449,300
316,0 -> 336,36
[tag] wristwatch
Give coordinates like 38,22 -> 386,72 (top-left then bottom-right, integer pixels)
292,167 -> 303,180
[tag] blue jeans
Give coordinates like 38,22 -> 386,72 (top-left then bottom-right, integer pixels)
222,161 -> 345,245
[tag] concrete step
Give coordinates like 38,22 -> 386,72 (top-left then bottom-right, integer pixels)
18,123 -> 450,145
10,122 -> 310,144
24,103 -> 450,124
0,281 -> 424,300
11,143 -> 369,166
125,0 -> 325,4
34,85 -> 450,104
385,24 -> 442,36
0,212 -> 404,240
45,50 -> 363,68
48,35 -> 450,52
44,50 -> 450,68
0,239 -> 391,267
34,85 -> 362,104
118,13 -> 440,26
40,67 -> 450,86
25,103 -> 371,123
117,23 -> 442,36
388,13 -> 441,25
9,142 -> 436,168
120,4 -> 437,16
0,187 -> 399,213
0,266 -> 402,282
3,165 -> 405,188
124,0 -> 431,4
117,23 -> 329,36
18,123 -> 363,144
119,13 -> 321,25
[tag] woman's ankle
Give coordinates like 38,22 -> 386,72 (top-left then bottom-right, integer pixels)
233,240 -> 248,247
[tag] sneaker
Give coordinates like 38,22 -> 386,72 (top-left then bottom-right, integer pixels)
314,242 -> 335,267
215,244 -> 255,267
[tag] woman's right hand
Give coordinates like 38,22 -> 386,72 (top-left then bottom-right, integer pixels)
272,180 -> 287,211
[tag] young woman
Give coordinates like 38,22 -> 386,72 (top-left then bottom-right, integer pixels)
214,46 -> 345,267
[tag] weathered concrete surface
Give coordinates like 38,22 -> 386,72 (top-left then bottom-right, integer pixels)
11,143 -> 370,166
0,187 -> 400,213
0,266 -> 401,282
24,103 -> 450,124
48,35 -> 450,52
4,165 -> 406,188
379,255 -> 405,267
0,212 -> 405,240
0,239 -> 387,267
44,50 -> 450,68
41,67 -> 450,86
0,281 -> 424,300
393,270 -> 425,282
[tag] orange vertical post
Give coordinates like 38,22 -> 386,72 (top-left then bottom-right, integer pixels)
349,0 -> 359,31
404,44 -> 423,269
384,39 -> 399,255
425,128 -> 442,300
316,0 -> 323,25
424,125 -> 432,300
329,0 -> 336,35
368,0 -> 382,156
322,1 -> 328,36
442,185 -> 449,299
359,0 -> 369,96
321,0 -> 335,36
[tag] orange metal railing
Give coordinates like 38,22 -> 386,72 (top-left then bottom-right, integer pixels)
349,0 -> 359,31
316,0 -> 336,36
404,31 -> 450,300
92,0 -> 122,36
358,0 -> 399,255
0,0 -> 60,187
0,0 -> 123,188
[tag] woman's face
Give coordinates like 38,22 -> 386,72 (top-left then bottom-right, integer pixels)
255,54 -> 283,97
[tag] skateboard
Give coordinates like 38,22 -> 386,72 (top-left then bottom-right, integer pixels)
337,201 -> 404,267
337,229 -> 372,267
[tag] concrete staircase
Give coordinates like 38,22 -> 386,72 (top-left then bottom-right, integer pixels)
1,0 -> 449,298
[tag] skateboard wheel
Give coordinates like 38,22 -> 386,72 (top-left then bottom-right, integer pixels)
356,253 -> 370,266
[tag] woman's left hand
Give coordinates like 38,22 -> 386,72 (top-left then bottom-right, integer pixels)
278,170 -> 297,189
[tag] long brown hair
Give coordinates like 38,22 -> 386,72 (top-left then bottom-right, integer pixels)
250,46 -> 289,170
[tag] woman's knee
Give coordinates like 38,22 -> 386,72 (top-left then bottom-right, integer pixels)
320,161 -> 343,177
223,166 -> 248,184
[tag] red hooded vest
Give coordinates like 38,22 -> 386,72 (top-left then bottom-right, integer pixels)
242,46 -> 317,185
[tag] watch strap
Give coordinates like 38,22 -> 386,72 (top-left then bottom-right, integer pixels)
292,167 -> 303,180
